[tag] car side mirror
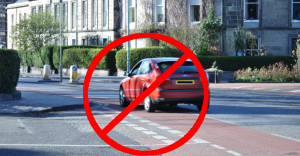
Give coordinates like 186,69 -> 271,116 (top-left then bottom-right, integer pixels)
124,72 -> 131,77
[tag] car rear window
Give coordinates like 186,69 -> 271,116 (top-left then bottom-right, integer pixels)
157,61 -> 198,74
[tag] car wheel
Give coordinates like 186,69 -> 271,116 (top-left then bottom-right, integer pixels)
119,87 -> 130,107
144,95 -> 156,112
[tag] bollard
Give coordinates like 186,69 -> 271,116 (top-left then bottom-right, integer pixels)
70,65 -> 78,83
43,65 -> 51,81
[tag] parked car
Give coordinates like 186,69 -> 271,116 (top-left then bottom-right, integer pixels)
119,57 -> 210,112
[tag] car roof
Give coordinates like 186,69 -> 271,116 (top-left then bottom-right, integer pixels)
142,57 -> 192,63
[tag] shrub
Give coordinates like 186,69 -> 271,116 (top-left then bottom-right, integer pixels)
40,46 -> 55,69
53,45 -> 105,69
17,51 -> 28,66
32,51 -> 43,67
116,47 -> 183,70
88,49 -> 117,70
233,62 -> 300,82
0,49 -> 20,93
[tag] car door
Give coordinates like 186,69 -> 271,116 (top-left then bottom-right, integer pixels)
124,61 -> 142,101
135,60 -> 152,100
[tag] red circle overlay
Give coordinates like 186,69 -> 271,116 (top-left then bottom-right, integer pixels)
83,33 -> 209,155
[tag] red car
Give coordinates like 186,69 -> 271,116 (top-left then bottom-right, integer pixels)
119,57 -> 210,112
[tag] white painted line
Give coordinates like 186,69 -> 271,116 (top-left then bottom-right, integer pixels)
270,133 -> 300,143
270,89 -> 281,91
152,136 -> 168,140
178,134 -> 195,139
133,127 -> 147,131
125,124 -> 138,127
253,88 -> 263,90
103,115 -> 114,117
127,114 -> 134,117
120,120 -> 129,123
142,131 -> 157,135
139,120 -> 151,123
130,116 -> 143,119
191,139 -> 210,144
167,130 -> 182,134
233,86 -> 250,89
211,144 -> 225,149
162,140 -> 175,144
148,123 -> 160,126
227,150 -> 242,156
18,119 -> 32,134
290,90 -> 300,93
157,126 -> 171,130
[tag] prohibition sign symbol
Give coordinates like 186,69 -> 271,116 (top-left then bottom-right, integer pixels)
83,33 -> 209,155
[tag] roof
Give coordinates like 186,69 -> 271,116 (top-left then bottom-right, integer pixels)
14,0 -> 28,4
143,57 -> 192,63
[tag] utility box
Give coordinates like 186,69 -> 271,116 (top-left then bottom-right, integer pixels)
206,69 -> 222,83
43,65 -> 51,81
70,65 -> 78,83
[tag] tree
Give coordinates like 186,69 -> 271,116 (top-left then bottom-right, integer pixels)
10,12 -> 62,51
231,27 -> 247,56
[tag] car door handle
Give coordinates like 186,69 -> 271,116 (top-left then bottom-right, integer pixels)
131,79 -> 134,82
141,79 -> 144,81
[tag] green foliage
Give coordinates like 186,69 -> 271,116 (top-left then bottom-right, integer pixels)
198,56 -> 295,71
233,62 -> 300,82
116,47 -> 183,70
40,46 -> 55,69
0,49 -> 20,93
10,12 -> 62,51
17,50 -> 29,66
53,45 -> 105,69
231,27 -> 247,56
62,48 -> 116,70
32,51 -> 43,67
194,42 -> 213,56
211,61 -> 218,69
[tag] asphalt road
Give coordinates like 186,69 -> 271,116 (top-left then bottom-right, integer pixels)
0,77 -> 299,155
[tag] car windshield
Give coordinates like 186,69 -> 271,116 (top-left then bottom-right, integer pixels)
157,61 -> 198,74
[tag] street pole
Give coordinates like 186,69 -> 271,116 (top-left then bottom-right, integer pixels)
127,0 -> 131,72
59,0 -> 63,83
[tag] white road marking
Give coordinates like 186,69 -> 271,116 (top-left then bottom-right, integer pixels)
167,130 -> 182,134
18,119 -> 32,134
270,89 -> 281,91
252,88 -> 263,90
211,144 -> 225,149
157,126 -> 171,130
227,150 -> 242,156
130,116 -> 143,119
233,86 -> 250,89
139,120 -> 151,123
142,131 -> 157,135
127,114 -> 134,117
191,139 -> 209,144
162,140 -> 175,144
148,123 -> 160,126
125,124 -> 138,127
270,133 -> 300,142
120,120 -> 130,123
152,136 -> 168,139
133,127 -> 147,131
103,115 -> 114,117
290,90 -> 300,92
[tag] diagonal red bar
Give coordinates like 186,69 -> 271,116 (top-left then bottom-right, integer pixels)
102,54 -> 190,134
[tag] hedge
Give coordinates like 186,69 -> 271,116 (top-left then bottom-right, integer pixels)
116,47 -> 183,70
0,49 -> 20,94
198,56 -> 295,71
40,46 -> 55,69
62,48 -> 116,70
53,45 -> 105,69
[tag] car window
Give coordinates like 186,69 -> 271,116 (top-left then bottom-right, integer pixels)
139,61 -> 152,75
157,61 -> 198,74
131,62 -> 142,76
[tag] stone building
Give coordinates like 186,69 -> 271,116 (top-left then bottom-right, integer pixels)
223,0 -> 300,56
0,0 -> 17,48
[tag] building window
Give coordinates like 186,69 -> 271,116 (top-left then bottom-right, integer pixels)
82,39 -> 87,45
293,0 -> 300,21
19,13 -> 22,22
24,13 -> 27,19
103,0 -> 108,26
92,39 -> 98,45
12,14 -> 14,26
63,39 -> 67,46
292,38 -> 298,53
72,3 -> 76,28
38,6 -> 43,13
190,0 -> 200,22
32,7 -> 36,15
102,37 -> 108,45
72,39 -> 76,45
246,38 -> 260,56
129,0 -> 135,23
63,4 -> 67,29
83,1 -> 87,27
46,6 -> 50,13
244,0 -> 259,21
156,0 -> 164,23
93,0 -> 97,27
55,5 -> 59,21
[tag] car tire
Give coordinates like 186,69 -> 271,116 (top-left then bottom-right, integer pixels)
144,95 -> 156,112
119,87 -> 130,107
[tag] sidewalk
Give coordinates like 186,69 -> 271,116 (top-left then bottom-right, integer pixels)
19,73 -> 125,83
0,90 -> 94,114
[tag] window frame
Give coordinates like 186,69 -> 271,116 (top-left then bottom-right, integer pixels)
93,0 -> 97,27
83,1 -> 87,28
129,0 -> 135,23
46,5 -> 51,13
139,60 -> 152,75
72,2 -> 76,29
102,36 -> 109,45
63,3 -> 68,29
155,0 -> 165,24
55,4 -> 59,21
38,5 -> 43,13
244,0 -> 259,22
245,37 -> 261,56
103,0 -> 108,27
292,0 -> 300,22
32,7 -> 36,15
189,0 -> 200,23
